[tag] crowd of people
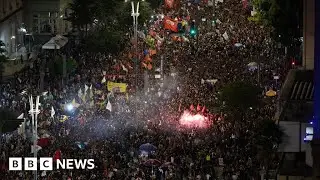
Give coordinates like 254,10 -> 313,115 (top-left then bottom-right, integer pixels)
0,0 -> 291,179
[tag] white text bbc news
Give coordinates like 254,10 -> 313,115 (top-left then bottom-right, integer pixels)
9,157 -> 95,171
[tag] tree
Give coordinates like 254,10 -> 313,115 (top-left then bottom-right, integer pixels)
67,0 -> 153,54
66,0 -> 95,36
255,119 -> 284,179
148,0 -> 163,9
49,56 -> 78,76
84,28 -> 126,54
0,109 -> 21,133
92,0 -> 124,29
252,0 -> 303,46
220,81 -> 260,112
118,1 -> 153,28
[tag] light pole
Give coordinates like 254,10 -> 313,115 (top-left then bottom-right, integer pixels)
11,36 -> 16,55
29,95 -> 40,180
131,1 -> 140,93
130,1 -> 140,118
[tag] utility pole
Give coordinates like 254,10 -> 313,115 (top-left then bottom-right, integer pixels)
131,1 -> 140,118
29,95 -> 40,180
131,1 -> 140,92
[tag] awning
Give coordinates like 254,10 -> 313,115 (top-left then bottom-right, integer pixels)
42,35 -> 68,50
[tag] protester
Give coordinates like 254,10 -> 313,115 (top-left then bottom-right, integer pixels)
0,0 -> 288,179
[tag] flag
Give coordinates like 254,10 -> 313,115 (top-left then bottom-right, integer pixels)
78,88 -> 82,98
41,171 -> 46,177
202,105 -> 206,113
207,79 -> 218,85
37,138 -> 50,147
121,63 -> 128,73
165,0 -> 175,8
144,55 -> 152,63
190,104 -> 195,111
164,17 -> 179,32
31,145 -> 42,153
106,101 -> 112,112
147,63 -> 152,70
78,117 -> 85,125
51,106 -> 55,118
53,149 -> 62,161
101,77 -> 106,83
137,30 -> 146,39
223,32 -> 229,40
90,100 -> 94,107
149,49 -> 157,56
81,94 -> 86,102
59,115 -> 68,122
75,141 -> 88,149
127,62 -> 133,69
84,84 -> 89,94
242,0 -> 248,9
197,104 -> 201,111
20,89 -> 27,95
89,85 -> 94,98
17,113 -> 24,119
71,99 -> 80,108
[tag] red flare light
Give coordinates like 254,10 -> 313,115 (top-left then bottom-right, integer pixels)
179,110 -> 209,128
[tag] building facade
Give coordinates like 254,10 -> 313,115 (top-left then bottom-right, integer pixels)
0,0 -> 72,56
23,0 -> 72,35
0,0 -> 24,55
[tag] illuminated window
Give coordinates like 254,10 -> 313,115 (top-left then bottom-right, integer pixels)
304,126 -> 313,141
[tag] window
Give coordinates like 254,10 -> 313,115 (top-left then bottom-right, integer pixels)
304,126 -> 313,141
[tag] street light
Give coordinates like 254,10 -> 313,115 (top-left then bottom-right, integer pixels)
29,95 -> 40,180
127,0 -> 140,119
66,103 -> 74,112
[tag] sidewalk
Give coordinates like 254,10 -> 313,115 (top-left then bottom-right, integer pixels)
2,60 -> 27,77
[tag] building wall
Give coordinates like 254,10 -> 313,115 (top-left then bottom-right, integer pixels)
303,0 -> 315,70
278,122 -> 310,152
0,10 -> 24,55
0,0 -> 23,22
24,0 -> 72,35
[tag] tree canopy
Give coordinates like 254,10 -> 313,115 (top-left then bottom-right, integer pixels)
220,81 -> 260,112
252,0 -> 303,46
0,109 -> 22,133
67,0 -> 153,54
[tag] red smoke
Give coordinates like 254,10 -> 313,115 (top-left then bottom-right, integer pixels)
179,110 -> 210,128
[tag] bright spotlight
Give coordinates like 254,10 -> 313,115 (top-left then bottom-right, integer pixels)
66,104 -> 74,111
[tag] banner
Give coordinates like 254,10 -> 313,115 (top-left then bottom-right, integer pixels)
165,0 -> 175,8
164,17 -> 178,32
107,81 -> 128,92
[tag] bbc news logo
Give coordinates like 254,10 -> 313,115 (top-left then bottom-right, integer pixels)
9,157 -> 95,171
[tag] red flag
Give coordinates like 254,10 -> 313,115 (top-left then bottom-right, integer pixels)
190,104 -> 195,111
165,0 -> 175,8
78,116 -> 85,125
126,62 -> 133,69
37,138 -> 50,147
242,0 -> 248,9
114,64 -> 121,72
163,17 -> 178,32
149,30 -> 157,37
196,104 -> 201,112
53,149 -> 62,161
201,105 -> 206,113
